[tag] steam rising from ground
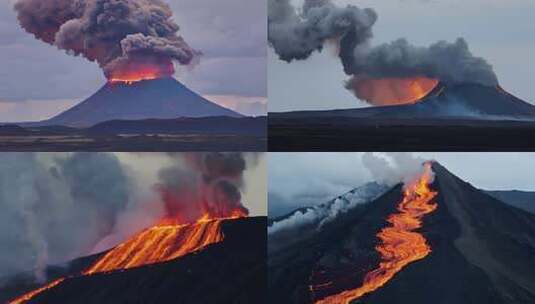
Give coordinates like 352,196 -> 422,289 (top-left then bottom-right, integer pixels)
268,152 -> 430,235
268,0 -> 498,102
13,0 -> 200,79
0,152 -> 258,283
0,153 -> 129,281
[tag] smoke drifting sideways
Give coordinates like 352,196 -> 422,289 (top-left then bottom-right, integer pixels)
268,152 -> 430,237
268,0 -> 498,104
0,152 -> 255,283
14,0 -> 200,80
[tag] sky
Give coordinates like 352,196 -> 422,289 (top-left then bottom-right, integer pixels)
269,152 -> 535,217
269,0 -> 535,112
0,0 -> 266,122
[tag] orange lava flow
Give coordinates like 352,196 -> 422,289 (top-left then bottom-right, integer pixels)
109,74 -> 159,85
9,213 -> 245,304
9,278 -> 65,304
314,163 -> 438,304
351,77 -> 439,106
84,218 -> 224,274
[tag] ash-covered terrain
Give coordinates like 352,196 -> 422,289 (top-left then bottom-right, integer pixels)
268,163 -> 535,303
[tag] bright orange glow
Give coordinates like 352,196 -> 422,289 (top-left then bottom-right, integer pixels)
9,211 -> 247,304
109,73 -> 159,85
84,218 -> 225,274
351,77 -> 439,106
107,59 -> 173,85
312,163 -> 438,304
9,278 -> 65,304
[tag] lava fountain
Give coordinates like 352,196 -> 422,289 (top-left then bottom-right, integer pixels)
349,77 -> 439,106
312,163 -> 438,304
9,210 -> 247,304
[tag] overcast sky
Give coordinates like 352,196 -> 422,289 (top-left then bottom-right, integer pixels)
0,0 -> 266,121
269,0 -> 535,112
269,152 -> 535,216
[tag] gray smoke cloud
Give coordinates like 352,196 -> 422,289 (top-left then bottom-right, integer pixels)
268,152 -> 430,238
14,0 -> 200,79
268,0 -> 498,88
362,152 -> 431,187
0,153 -> 130,281
155,153 -> 251,223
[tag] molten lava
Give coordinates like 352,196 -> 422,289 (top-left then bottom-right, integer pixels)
312,163 -> 438,304
9,278 -> 65,304
84,219 -> 224,274
107,57 -> 174,85
10,213 -> 246,304
350,77 -> 439,106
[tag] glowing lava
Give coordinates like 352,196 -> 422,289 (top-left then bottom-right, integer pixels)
9,278 -> 65,304
9,213 -> 246,304
107,57 -> 174,85
313,163 -> 438,304
350,77 -> 439,106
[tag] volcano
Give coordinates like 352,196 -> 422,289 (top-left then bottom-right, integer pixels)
269,83 -> 535,150
272,83 -> 535,120
1,217 -> 266,304
39,77 -> 242,128
268,163 -> 535,303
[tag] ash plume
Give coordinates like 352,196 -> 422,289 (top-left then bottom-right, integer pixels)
0,153 -> 130,281
14,0 -> 200,79
268,0 -> 498,93
155,153 -> 250,222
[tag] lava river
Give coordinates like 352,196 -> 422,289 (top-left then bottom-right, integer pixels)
9,214 -> 241,304
312,163 -> 438,304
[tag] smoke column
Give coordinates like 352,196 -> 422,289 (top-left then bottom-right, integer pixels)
156,152 -> 250,222
14,0 -> 200,80
0,153 -> 130,281
268,152 -> 429,235
268,0 -> 498,103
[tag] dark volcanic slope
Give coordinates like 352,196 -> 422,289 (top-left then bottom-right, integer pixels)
271,83 -> 535,120
485,190 -> 535,214
268,164 -> 535,304
2,217 -> 266,304
268,83 -> 535,150
41,77 -> 242,127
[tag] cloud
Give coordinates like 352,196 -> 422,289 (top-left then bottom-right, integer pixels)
0,0 -> 266,105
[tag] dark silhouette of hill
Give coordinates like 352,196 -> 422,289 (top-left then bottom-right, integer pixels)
269,84 -> 535,150
38,78 -> 242,127
485,190 -> 535,214
271,83 -> 535,120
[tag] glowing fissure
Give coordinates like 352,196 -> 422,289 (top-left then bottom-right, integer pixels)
9,213 -> 245,304
313,163 -> 438,304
